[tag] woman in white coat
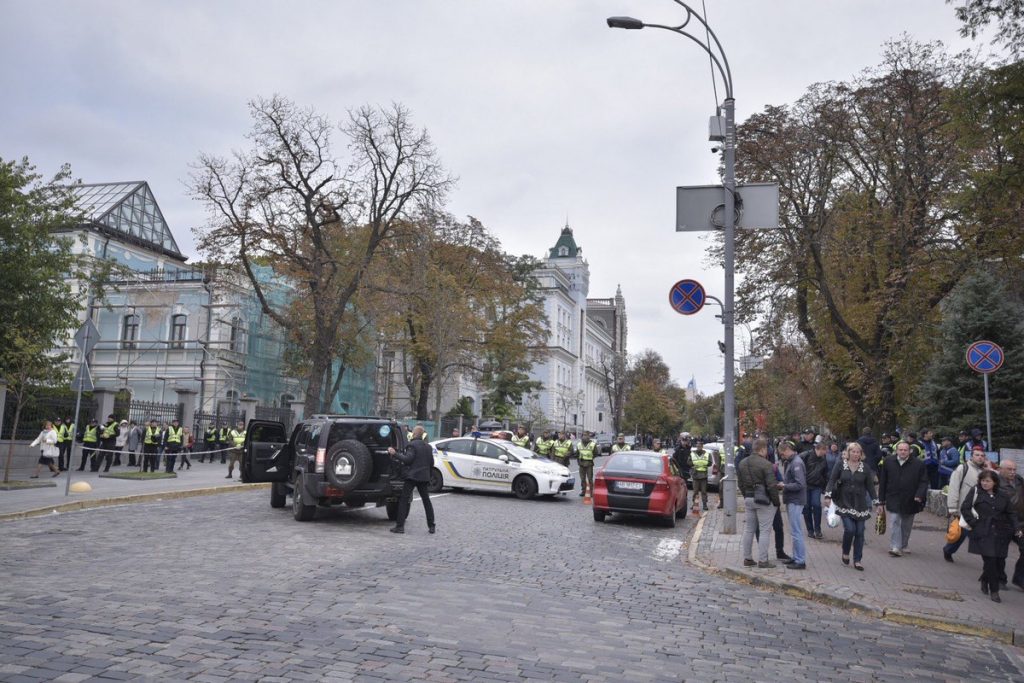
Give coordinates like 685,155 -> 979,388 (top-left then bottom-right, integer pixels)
30,421 -> 61,478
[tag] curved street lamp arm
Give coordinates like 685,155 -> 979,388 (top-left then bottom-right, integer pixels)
646,0 -> 733,98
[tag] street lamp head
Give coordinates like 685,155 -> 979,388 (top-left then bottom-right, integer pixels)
607,16 -> 645,30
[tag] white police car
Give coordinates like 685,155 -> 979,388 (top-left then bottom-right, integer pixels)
428,436 -> 574,499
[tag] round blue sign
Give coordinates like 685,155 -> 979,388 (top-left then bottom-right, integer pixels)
669,279 -> 706,316
966,340 -> 1004,374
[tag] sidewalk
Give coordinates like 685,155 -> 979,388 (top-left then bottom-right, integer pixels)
691,504 -> 1024,646
0,460 -> 264,519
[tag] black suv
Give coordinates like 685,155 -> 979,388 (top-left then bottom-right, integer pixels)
242,415 -> 408,522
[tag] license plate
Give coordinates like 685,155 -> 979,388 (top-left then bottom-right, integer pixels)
615,480 -> 644,491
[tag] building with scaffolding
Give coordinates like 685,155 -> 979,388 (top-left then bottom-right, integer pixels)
54,181 -> 374,429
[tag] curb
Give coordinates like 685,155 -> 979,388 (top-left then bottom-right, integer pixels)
0,483 -> 271,522
685,510 -> 1022,648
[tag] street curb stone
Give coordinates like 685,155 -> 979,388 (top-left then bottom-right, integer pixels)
686,508 -> 1022,648
0,482 -> 270,522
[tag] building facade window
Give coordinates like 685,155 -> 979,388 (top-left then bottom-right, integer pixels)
229,317 -> 245,353
169,314 -> 186,349
122,314 -> 139,350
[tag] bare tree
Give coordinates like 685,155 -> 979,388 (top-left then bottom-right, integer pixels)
190,96 -> 452,413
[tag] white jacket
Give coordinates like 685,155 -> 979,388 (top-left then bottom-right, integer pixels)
30,428 -> 59,458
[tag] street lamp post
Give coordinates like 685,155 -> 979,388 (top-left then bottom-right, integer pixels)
608,2 -> 739,533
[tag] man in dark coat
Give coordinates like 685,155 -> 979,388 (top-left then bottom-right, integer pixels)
672,434 -> 692,481
801,441 -> 829,540
857,428 -> 882,475
878,441 -> 929,557
387,425 -> 436,534
998,459 -> 1024,590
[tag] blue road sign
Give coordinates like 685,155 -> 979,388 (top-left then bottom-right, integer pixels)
669,279 -> 705,316
966,340 -> 1004,374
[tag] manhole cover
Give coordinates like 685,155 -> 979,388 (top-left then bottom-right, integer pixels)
903,585 -> 963,601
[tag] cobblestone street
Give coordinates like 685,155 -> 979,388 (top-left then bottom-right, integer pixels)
3,488 -> 1024,682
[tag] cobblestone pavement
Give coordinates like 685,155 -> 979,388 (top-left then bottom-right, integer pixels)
694,502 -> 1024,641
2,487 -> 1024,682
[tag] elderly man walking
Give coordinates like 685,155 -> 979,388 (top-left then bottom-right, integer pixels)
878,441 -> 929,557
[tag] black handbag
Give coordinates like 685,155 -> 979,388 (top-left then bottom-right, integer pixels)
753,483 -> 771,506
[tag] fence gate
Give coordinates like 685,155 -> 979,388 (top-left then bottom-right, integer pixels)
128,400 -> 183,427
255,405 -> 292,431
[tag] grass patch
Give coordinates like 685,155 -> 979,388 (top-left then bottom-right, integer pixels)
0,479 -> 59,490
98,471 -> 177,480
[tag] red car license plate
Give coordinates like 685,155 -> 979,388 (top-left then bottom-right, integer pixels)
615,481 -> 644,491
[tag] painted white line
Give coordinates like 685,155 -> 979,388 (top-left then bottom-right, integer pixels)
652,538 -> 683,563
413,493 -> 451,501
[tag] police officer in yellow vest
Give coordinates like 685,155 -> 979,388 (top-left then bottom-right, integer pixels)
226,421 -> 246,479
552,431 -> 574,467
77,419 -> 99,471
511,426 -> 531,450
92,414 -> 120,472
218,424 -> 232,464
202,424 -> 218,462
611,433 -> 630,454
142,419 -> 161,472
535,431 -> 553,457
577,431 -> 597,497
57,416 -> 74,471
163,418 -> 184,473
691,439 -> 711,511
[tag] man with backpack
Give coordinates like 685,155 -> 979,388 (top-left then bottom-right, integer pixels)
944,445 -> 991,562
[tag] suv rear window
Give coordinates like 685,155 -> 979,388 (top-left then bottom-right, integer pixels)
326,422 -> 397,452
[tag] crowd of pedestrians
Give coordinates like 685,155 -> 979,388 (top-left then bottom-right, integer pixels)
26,415 -> 247,478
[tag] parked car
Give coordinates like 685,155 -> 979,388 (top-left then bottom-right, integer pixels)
242,415 -> 407,522
592,450 -> 688,527
594,432 -> 613,454
431,436 -> 574,499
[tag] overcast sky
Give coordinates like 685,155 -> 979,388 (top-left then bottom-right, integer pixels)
0,0 -> 987,395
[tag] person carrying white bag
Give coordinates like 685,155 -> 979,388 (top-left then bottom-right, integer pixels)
29,421 -> 61,478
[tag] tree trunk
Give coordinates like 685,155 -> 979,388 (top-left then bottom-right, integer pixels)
304,349 -> 332,416
3,400 -> 23,484
416,368 -> 432,420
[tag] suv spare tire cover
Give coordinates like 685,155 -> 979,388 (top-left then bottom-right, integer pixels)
325,439 -> 373,492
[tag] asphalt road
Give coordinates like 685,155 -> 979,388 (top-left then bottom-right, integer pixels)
2,485 -> 1023,682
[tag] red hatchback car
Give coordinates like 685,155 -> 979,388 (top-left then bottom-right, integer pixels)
592,450 -> 688,527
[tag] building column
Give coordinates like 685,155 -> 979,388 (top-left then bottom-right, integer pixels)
240,396 -> 259,426
93,388 -> 116,423
175,388 -> 198,430
289,400 -> 305,426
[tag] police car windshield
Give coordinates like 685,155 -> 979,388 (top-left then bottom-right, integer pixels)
506,444 -> 538,460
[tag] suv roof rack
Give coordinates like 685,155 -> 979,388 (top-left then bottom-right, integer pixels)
307,414 -> 390,421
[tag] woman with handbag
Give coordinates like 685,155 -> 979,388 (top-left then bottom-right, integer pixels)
29,421 -> 61,478
823,442 -> 882,571
960,470 -> 1022,602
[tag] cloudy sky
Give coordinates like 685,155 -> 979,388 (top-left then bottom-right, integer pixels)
1,0 -> 987,394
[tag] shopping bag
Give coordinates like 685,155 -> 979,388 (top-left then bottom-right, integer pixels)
945,516 -> 962,544
825,502 -> 840,528
875,508 -> 887,535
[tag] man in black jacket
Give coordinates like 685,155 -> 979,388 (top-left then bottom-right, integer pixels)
387,425 -> 436,534
878,441 -> 929,557
857,428 -> 883,475
801,441 -> 829,540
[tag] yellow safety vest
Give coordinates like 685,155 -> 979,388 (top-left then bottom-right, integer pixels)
145,427 -> 159,445
204,428 -> 217,443
57,424 -> 68,443
83,425 -> 98,444
536,438 -> 552,455
511,435 -> 530,449
578,441 -> 596,461
101,421 -> 118,439
220,428 -> 231,442
692,451 -> 710,473
231,429 -> 246,447
553,440 -> 572,458
611,443 -> 630,453
165,426 -> 183,444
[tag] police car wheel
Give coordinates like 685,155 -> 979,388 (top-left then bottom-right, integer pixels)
512,475 -> 537,500
325,440 -> 373,492
428,468 -> 444,494
270,481 -> 287,508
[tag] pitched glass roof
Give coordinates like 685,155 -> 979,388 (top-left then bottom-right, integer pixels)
73,181 -> 182,258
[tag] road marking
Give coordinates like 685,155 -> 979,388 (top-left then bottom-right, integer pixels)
413,493 -> 451,501
652,538 -> 683,562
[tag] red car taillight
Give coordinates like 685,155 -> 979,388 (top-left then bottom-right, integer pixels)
654,477 -> 669,489
315,447 -> 326,473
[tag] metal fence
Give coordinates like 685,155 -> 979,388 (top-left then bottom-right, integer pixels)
255,405 -> 292,431
2,392 -> 98,440
126,400 -> 183,427
193,409 -> 245,435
